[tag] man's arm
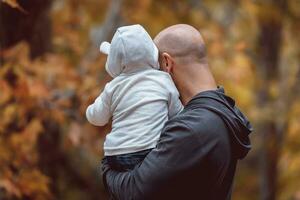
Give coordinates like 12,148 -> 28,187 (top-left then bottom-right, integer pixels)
102,120 -> 204,200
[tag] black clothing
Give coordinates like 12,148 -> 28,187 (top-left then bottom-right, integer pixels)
106,149 -> 152,171
102,87 -> 253,200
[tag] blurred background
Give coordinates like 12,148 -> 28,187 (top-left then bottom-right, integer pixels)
0,0 -> 299,199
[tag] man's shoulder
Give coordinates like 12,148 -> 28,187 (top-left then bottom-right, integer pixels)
161,107 -> 231,162
166,107 -> 228,138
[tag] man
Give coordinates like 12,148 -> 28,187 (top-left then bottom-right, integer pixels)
101,24 -> 253,200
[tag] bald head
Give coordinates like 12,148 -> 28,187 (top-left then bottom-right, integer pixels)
154,24 -> 207,63
154,24 -> 216,105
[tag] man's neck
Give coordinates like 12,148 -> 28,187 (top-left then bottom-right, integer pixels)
179,84 -> 217,106
176,65 -> 217,106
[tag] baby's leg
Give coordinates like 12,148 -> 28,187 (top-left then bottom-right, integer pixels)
106,149 -> 152,171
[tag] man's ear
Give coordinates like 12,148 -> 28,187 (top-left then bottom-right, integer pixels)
162,53 -> 174,73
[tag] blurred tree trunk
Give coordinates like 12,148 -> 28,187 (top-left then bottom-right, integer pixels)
0,0 -> 52,59
90,0 -> 124,45
256,0 -> 287,199
80,0 -> 124,68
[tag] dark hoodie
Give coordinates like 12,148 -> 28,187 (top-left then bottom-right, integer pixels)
102,87 -> 253,200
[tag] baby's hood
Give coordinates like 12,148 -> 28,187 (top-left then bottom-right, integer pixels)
100,24 -> 160,78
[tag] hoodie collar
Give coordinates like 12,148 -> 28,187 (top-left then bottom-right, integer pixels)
185,86 -> 228,109
184,86 -> 253,159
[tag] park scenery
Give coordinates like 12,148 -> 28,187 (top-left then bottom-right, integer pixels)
0,0 -> 300,200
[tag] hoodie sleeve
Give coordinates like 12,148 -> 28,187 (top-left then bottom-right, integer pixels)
86,83 -> 112,126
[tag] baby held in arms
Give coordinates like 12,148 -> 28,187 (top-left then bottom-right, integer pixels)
86,24 -> 183,171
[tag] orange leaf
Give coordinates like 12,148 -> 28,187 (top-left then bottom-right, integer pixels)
67,122 -> 82,146
0,80 -> 12,104
0,178 -> 22,198
28,80 -> 50,99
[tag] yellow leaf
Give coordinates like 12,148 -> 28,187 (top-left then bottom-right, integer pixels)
1,0 -> 28,14
2,0 -> 19,8
2,104 -> 18,127
18,169 -> 50,197
25,119 -> 44,140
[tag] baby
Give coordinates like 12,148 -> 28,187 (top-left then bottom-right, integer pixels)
86,24 -> 183,171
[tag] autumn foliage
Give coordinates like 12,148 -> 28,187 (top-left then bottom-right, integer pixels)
1,0 -> 300,200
